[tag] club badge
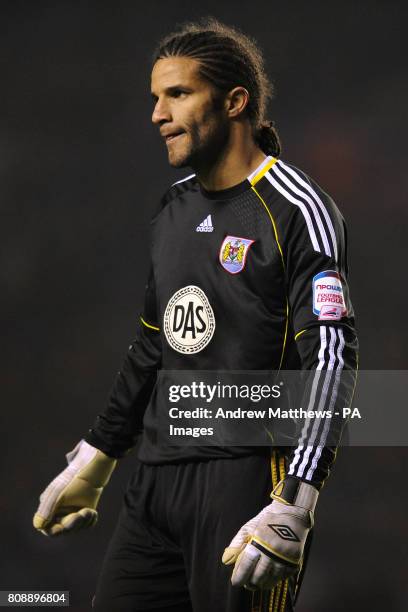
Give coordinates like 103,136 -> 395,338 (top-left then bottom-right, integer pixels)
219,235 -> 255,274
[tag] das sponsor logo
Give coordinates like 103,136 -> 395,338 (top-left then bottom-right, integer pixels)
163,286 -> 215,354
313,270 -> 347,320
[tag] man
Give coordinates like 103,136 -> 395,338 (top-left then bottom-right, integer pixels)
33,18 -> 358,611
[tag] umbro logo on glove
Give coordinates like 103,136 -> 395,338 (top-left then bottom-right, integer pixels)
222,477 -> 318,590
268,524 -> 300,542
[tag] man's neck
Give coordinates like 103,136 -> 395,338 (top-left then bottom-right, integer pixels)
194,130 -> 266,192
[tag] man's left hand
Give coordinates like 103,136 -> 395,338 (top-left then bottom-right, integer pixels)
222,478 -> 318,590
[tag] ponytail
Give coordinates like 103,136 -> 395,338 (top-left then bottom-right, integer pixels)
255,121 -> 281,157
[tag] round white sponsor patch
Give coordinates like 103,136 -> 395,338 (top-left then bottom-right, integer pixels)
163,286 -> 215,354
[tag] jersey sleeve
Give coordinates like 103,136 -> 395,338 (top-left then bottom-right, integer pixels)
84,267 -> 162,458
280,168 -> 358,489
283,187 -> 354,335
285,325 -> 358,489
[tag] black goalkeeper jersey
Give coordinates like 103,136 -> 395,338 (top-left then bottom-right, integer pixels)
85,156 -> 358,489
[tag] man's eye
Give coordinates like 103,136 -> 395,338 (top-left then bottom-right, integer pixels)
172,90 -> 186,98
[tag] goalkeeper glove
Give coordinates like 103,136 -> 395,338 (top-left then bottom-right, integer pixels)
222,477 -> 318,590
33,440 -> 116,536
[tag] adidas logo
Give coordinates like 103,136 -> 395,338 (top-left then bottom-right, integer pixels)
196,214 -> 214,232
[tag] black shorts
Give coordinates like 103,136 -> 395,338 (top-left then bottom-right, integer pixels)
93,451 -> 312,611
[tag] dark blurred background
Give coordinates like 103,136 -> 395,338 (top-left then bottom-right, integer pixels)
1,1 -> 407,610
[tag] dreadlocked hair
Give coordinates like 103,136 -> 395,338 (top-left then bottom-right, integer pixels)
152,18 -> 281,157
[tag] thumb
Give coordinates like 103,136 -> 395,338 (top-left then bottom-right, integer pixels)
222,532 -> 251,565
222,513 -> 261,566
222,544 -> 245,565
33,513 -> 49,531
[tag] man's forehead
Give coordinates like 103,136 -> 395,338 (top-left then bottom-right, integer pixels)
151,57 -> 202,91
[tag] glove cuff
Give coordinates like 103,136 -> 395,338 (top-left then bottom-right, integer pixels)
271,477 -> 318,513
65,440 -> 117,487
65,440 -> 97,465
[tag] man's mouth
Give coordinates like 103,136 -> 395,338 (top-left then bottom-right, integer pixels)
164,131 -> 185,143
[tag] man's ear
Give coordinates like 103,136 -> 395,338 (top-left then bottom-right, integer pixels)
225,87 -> 250,119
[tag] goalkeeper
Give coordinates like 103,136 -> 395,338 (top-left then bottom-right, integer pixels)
34,18 -> 358,612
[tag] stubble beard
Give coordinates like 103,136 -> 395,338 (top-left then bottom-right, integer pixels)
168,119 -> 229,172
167,135 -> 193,169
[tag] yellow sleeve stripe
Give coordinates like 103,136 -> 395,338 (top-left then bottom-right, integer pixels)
280,301 -> 289,371
251,184 -> 288,370
251,185 -> 284,261
140,316 -> 160,332
250,157 -> 277,186
294,329 -> 308,341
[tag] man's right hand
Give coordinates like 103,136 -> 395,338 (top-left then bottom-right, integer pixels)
33,440 -> 116,536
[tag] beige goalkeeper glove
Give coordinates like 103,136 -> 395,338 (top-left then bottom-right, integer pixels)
222,477 -> 318,590
33,440 -> 116,537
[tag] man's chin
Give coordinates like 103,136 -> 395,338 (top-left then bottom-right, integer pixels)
167,153 -> 191,169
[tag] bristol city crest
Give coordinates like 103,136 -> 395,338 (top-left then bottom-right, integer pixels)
219,235 -> 255,274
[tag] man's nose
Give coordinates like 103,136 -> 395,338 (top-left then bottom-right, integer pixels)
152,99 -> 171,125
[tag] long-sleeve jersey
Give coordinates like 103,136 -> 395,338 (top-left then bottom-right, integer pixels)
85,155 -> 358,489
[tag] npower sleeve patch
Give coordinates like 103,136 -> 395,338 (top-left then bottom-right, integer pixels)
313,270 -> 347,320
